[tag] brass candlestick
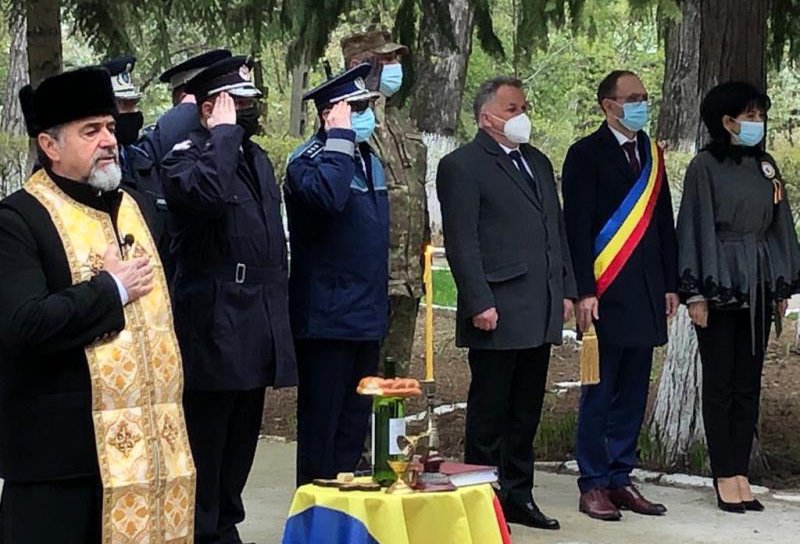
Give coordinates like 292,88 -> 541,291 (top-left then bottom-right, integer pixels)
422,379 -> 440,452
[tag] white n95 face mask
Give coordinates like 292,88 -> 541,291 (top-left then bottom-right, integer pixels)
501,113 -> 532,144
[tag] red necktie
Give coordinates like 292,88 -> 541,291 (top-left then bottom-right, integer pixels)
622,141 -> 641,178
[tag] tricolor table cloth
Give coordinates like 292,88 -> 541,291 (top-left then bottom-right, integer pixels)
282,482 -> 512,544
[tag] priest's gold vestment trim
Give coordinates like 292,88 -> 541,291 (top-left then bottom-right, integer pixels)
25,170 -> 196,544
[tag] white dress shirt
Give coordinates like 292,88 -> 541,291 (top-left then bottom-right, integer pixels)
608,124 -> 640,163
498,142 -> 535,179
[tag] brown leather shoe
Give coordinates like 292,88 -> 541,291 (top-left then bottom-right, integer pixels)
579,488 -> 622,521
608,485 -> 667,516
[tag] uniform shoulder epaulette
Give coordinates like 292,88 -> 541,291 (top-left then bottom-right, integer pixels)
303,141 -> 324,158
289,138 -> 324,164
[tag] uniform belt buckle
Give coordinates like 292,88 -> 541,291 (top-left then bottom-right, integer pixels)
235,263 -> 247,284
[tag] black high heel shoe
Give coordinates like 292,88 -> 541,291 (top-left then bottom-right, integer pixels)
743,498 -> 765,512
713,479 -> 746,514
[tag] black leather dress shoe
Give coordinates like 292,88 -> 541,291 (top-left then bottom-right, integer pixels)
503,499 -> 560,530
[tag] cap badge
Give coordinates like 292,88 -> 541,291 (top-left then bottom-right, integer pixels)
239,64 -> 251,82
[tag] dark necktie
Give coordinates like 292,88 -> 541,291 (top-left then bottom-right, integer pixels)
622,141 -> 641,178
508,149 -> 537,193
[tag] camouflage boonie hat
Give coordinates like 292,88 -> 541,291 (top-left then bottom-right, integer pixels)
340,29 -> 409,62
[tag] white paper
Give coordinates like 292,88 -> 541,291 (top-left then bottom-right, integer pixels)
388,418 -> 406,455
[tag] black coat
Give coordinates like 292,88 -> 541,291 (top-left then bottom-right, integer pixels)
139,103 -> 200,168
436,130 -> 577,350
0,175 -> 156,482
120,142 -> 172,276
561,123 -> 678,347
162,124 -> 297,391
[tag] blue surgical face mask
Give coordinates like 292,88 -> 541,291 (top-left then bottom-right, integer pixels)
379,63 -> 403,97
351,108 -> 376,142
733,120 -> 765,147
619,101 -> 649,132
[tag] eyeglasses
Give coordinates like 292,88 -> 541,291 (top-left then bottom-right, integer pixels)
607,94 -> 649,104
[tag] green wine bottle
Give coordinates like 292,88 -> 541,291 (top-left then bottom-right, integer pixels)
372,357 -> 407,486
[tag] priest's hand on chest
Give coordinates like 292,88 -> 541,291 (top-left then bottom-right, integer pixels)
103,244 -> 155,303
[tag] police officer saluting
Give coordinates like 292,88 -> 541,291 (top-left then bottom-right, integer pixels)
142,49 -> 232,167
162,55 -> 296,543
286,64 -> 389,486
340,29 -> 428,373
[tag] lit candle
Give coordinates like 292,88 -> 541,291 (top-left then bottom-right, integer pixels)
424,245 -> 434,381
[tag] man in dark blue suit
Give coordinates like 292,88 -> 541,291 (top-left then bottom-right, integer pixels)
285,64 -> 389,487
562,70 -> 678,521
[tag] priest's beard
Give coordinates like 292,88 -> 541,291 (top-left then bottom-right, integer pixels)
87,152 -> 122,192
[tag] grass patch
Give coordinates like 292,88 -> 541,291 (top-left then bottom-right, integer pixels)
432,268 -> 458,308
534,393 -> 578,461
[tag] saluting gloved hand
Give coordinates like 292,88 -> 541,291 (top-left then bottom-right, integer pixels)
207,92 -> 237,129
325,101 -> 352,131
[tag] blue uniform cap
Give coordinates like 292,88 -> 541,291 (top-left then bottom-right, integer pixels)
159,49 -> 232,91
102,55 -> 141,101
303,63 -> 380,111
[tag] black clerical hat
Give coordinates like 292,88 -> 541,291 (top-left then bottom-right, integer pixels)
19,67 -> 118,137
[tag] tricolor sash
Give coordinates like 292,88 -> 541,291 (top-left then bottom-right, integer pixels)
593,136 -> 665,297
24,170 -> 196,543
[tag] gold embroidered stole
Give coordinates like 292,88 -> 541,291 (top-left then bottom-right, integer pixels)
25,170 -> 195,543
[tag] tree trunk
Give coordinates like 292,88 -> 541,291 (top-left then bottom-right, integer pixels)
656,0 -> 701,152
288,63 -> 309,138
410,0 -> 474,136
648,307 -> 706,470
2,0 -> 29,136
410,0 -> 475,239
25,0 -> 62,86
650,0 -> 769,474
697,0 -> 768,94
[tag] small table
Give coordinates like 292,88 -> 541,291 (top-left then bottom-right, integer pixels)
281,482 -> 511,544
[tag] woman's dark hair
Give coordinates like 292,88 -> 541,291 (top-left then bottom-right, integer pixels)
700,81 -> 771,161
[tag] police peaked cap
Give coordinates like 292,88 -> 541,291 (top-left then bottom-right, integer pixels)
186,55 -> 261,103
303,63 -> 381,110
102,55 -> 142,100
159,49 -> 232,91
19,67 -> 118,137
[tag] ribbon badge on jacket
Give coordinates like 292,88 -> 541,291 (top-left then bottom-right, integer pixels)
593,135 -> 665,298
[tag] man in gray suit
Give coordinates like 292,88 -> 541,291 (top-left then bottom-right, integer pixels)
437,76 -> 576,531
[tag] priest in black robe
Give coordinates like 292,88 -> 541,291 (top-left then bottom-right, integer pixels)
0,67 -> 194,544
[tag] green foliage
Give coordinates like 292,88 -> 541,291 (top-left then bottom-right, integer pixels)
514,0 -> 585,69
0,130 -> 30,198
462,0 -> 663,169
769,0 -> 800,68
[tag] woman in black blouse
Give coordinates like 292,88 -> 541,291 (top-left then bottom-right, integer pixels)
677,82 -> 800,513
